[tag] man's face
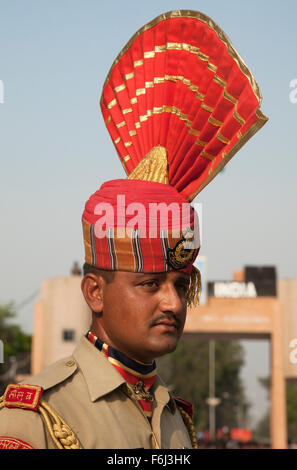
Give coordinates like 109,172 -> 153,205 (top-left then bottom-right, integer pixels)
95,271 -> 190,363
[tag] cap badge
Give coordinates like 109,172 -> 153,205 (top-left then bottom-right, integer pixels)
167,231 -> 195,270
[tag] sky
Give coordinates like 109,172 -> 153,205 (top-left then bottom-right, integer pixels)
0,0 -> 296,430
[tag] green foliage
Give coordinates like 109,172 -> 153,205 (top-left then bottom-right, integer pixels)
0,302 -> 31,372
252,375 -> 270,440
157,337 -> 249,430
256,376 -> 297,442
286,381 -> 297,441
253,413 -> 270,440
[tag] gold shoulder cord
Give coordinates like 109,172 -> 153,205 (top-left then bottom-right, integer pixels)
38,400 -> 82,449
0,394 -> 82,449
2,394 -> 196,449
177,406 -> 198,449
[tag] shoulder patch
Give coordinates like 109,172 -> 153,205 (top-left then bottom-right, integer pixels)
0,436 -> 34,449
174,396 -> 194,419
3,383 -> 43,411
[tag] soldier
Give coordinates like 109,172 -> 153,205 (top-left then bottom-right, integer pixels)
0,10 -> 267,449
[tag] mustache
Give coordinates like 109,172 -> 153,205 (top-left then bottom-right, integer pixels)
150,314 -> 181,328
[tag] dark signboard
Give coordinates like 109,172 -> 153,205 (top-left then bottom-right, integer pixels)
208,266 -> 277,298
245,266 -> 277,297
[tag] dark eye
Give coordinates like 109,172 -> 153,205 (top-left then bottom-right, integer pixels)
141,280 -> 159,288
176,283 -> 189,294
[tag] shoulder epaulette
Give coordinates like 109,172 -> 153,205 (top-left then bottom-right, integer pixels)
173,396 -> 198,449
0,383 -> 82,449
173,396 -> 194,419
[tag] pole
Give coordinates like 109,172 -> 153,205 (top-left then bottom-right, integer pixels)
209,339 -> 216,442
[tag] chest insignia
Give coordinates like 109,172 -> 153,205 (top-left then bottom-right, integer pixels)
0,436 -> 34,449
132,380 -> 154,402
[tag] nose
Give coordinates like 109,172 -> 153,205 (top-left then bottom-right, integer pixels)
158,282 -> 184,314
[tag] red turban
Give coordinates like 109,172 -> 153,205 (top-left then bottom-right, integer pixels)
82,10 -> 268,305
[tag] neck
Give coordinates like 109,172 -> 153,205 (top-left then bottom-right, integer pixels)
90,324 -> 154,364
86,330 -> 156,374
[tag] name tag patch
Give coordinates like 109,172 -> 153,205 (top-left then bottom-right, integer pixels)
3,383 -> 43,411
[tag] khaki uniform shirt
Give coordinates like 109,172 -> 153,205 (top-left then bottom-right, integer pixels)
0,336 -> 193,449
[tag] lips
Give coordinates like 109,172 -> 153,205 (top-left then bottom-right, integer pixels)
152,319 -> 179,330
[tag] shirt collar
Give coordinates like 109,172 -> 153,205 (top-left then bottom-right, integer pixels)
72,335 -> 174,411
86,330 -> 157,378
72,335 -> 126,402
153,375 -> 176,414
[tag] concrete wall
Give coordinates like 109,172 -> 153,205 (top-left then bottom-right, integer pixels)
31,276 -> 91,375
278,278 -> 297,379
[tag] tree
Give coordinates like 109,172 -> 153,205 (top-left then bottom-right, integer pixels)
255,375 -> 297,443
0,302 -> 32,394
157,337 -> 249,430
286,381 -> 297,440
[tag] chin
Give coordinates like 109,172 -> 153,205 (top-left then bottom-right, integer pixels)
149,337 -> 179,358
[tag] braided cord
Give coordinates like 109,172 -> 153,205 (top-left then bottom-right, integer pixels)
0,394 -> 81,449
39,400 -> 82,449
187,265 -> 201,307
178,406 -> 198,449
1,393 -> 197,449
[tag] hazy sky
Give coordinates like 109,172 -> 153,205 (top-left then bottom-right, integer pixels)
1,0 -> 296,429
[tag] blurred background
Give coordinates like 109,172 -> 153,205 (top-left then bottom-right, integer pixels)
0,0 -> 297,449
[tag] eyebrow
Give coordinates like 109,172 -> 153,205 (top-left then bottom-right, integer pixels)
134,273 -> 165,279
176,277 -> 191,286
134,272 -> 190,285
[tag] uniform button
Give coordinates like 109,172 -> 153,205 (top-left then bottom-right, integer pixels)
65,360 -> 76,367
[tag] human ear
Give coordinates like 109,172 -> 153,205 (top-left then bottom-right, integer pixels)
81,273 -> 105,314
